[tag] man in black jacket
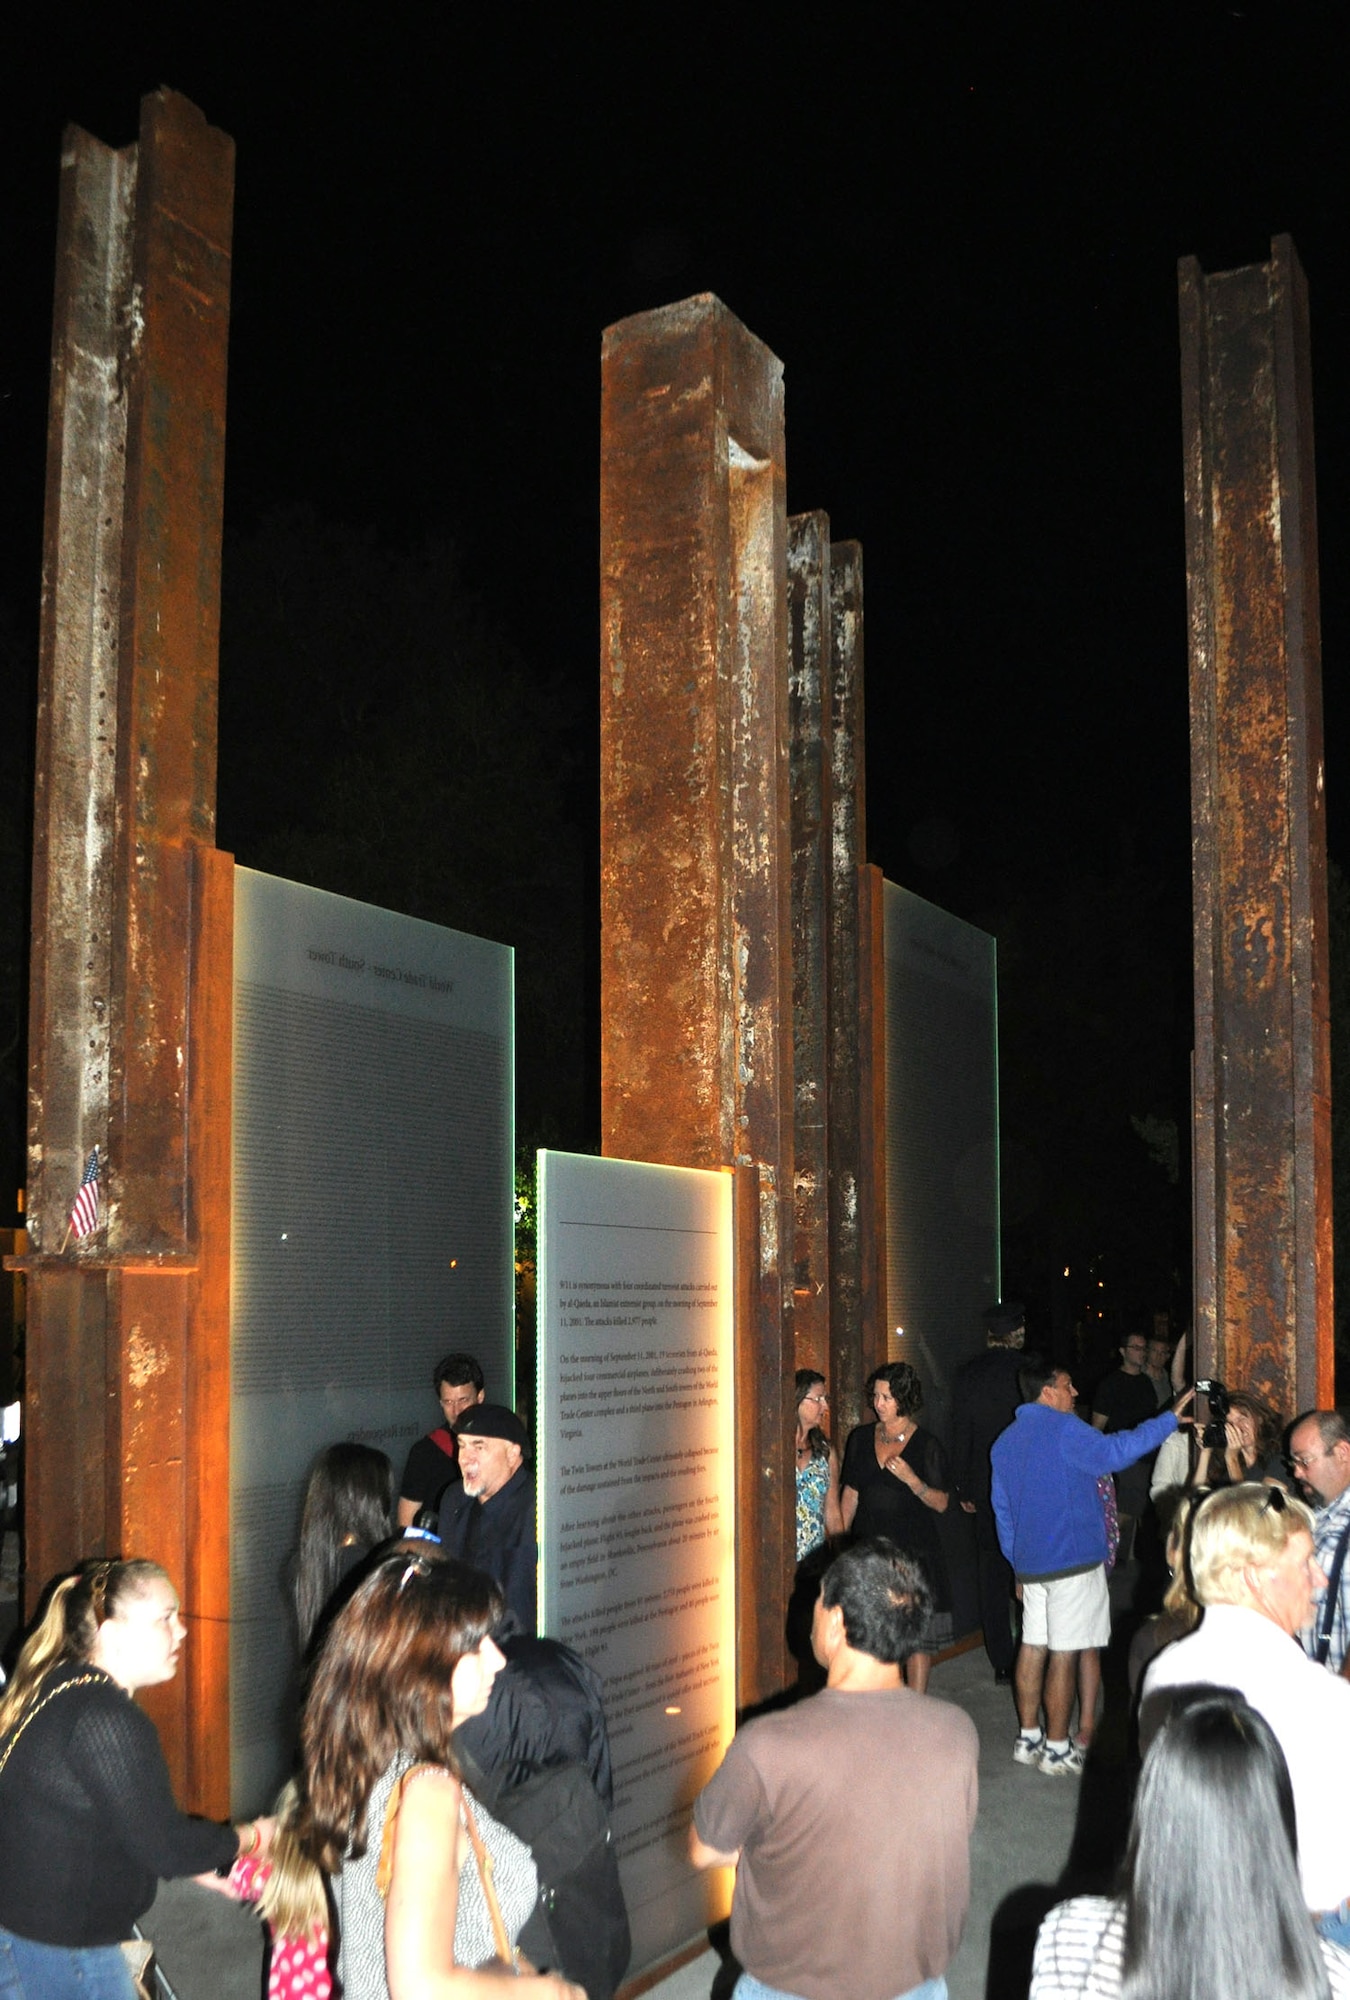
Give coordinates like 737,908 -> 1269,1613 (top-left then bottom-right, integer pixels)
438,1403 -> 537,1631
952,1302 -> 1028,1681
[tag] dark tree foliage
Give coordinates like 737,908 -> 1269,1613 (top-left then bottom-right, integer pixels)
984,851 -> 1192,1378
216,508 -> 592,1152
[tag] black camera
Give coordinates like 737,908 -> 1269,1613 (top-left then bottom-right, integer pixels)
1195,1378 -> 1230,1452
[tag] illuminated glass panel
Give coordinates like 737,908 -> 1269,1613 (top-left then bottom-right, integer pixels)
230,867 -> 513,1809
536,1150 -> 735,1974
884,880 -> 1000,1451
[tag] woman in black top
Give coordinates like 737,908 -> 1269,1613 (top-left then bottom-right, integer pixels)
0,1557 -> 272,1998
840,1362 -> 952,1690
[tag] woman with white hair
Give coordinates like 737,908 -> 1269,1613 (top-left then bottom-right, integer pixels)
1141,1483 -> 1350,1945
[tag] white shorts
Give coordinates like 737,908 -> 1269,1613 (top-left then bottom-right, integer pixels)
1021,1565 -> 1110,1651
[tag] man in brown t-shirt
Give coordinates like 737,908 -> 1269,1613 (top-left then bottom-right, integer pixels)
690,1539 -> 978,2000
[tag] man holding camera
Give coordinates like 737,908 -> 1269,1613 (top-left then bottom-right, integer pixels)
993,1359 -> 1188,1774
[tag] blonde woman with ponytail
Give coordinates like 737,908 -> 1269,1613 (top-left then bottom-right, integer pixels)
0,1558 -> 274,1999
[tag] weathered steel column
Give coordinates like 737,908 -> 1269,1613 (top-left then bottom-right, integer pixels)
826,545 -> 883,1427
600,295 -> 794,1703
1181,234 -> 1333,1414
787,513 -> 832,1381
20,90 -> 235,1808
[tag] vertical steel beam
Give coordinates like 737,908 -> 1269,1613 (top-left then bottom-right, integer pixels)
20,91 -> 235,1809
857,862 -> 888,1393
1181,234 -> 1333,1414
787,513 -> 832,1381
825,546 -> 878,1429
600,295 -> 794,1704
23,120 -> 132,1572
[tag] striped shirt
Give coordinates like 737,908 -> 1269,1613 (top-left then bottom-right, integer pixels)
1031,1896 -> 1350,1999
1303,1486 -> 1350,1673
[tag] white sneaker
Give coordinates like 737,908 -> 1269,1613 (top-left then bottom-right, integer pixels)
1038,1740 -> 1085,1777
1012,1732 -> 1046,1766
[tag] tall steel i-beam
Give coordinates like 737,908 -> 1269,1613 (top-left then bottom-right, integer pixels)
1181,234 -> 1333,1414
599,296 -> 795,1702
17,90 -> 235,1811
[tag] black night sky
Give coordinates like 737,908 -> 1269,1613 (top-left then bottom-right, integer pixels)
2,8 -> 1347,1354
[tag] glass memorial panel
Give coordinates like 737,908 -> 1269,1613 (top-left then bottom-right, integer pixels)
230,867 -> 513,1810
883,879 -> 1000,1448
536,1150 -> 736,1975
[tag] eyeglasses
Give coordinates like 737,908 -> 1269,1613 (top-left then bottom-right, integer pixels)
802,1391 -> 829,1406
1290,1450 -> 1329,1470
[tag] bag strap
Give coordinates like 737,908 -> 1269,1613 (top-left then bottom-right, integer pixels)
460,1790 -> 517,1971
0,1672 -> 105,1780
1315,1513 -> 1350,1665
374,1766 -> 518,1974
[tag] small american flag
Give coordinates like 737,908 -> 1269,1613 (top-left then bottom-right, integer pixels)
68,1147 -> 101,1240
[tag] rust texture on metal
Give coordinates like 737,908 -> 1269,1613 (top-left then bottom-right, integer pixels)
26,126 -> 132,1261
734,1161 -> 790,1700
23,90 -> 236,1811
825,544 -> 876,1431
111,89 -> 233,1253
787,513 -> 832,1381
1181,234 -> 1333,1415
600,295 -> 793,1703
857,863 -> 888,1394
23,116 -> 132,1614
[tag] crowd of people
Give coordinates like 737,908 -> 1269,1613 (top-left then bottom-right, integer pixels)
0,1350 -> 620,2000
774,1307 -> 1350,2000
6,1324 -> 1350,2000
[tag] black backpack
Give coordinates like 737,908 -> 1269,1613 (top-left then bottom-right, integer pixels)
468,1757 -> 631,2000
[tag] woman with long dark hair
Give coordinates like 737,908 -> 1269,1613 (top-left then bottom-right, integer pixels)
840,1361 -> 951,1689
293,1442 -> 396,1653
298,1550 -> 583,1999
794,1369 -> 842,1561
0,1558 -> 272,1999
1031,1689 -> 1350,1999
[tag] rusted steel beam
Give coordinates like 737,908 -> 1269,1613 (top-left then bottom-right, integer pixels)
1181,234 -> 1333,1415
600,295 -> 794,1705
182,845 -> 234,1812
25,114 -> 138,1587
111,89 -> 232,1251
733,1162 -> 791,1698
20,90 -> 235,1811
857,863 -> 888,1394
825,545 -> 875,1432
787,512 -> 832,1382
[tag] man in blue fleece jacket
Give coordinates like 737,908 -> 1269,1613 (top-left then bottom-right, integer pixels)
991,1356 -> 1190,1775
